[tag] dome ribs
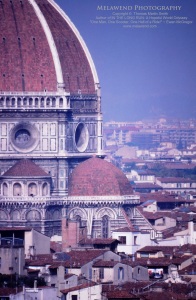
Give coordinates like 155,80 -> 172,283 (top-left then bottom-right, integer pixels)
0,0 -> 97,94
38,0 -> 95,94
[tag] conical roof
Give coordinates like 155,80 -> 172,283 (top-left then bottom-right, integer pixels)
3,159 -> 50,177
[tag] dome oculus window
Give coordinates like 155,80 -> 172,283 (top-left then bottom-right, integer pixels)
11,123 -> 39,153
75,123 -> 89,152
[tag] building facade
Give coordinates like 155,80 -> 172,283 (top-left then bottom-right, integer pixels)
0,0 -> 139,238
0,0 -> 103,235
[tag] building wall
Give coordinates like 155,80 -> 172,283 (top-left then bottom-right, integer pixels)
188,220 -> 196,244
10,287 -> 58,300
113,263 -> 133,284
132,265 -> 149,281
0,247 -> 25,275
62,219 -> 80,251
112,231 -> 152,255
25,229 -> 50,258
65,284 -> 102,300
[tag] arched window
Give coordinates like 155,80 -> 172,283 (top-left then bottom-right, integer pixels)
59,98 -> 63,107
3,183 -> 8,196
52,98 -> 56,107
26,210 -> 41,220
75,215 -> 82,227
29,98 -> 33,106
47,210 -> 53,220
12,210 -> 20,220
42,182 -> 48,196
0,210 -> 8,220
11,98 -> 15,107
23,98 -> 27,106
35,98 -> 39,107
6,97 -> 10,107
13,183 -> 22,196
46,97 -> 50,106
28,183 -> 37,196
41,97 -> 44,107
0,97 -> 4,107
53,209 -> 61,220
17,98 -> 21,107
102,215 -> 109,238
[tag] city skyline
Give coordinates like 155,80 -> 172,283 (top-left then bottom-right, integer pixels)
57,0 -> 196,121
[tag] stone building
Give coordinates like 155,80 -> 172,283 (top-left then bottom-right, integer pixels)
0,0 -> 139,237
0,0 -> 103,235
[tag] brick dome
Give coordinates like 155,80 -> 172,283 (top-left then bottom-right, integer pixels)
0,0 -> 98,93
68,157 -> 133,196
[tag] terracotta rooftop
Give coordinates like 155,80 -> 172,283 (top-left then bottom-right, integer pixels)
157,177 -> 195,183
162,225 -> 188,239
137,208 -> 187,221
26,254 -> 53,266
48,249 -> 109,268
132,256 -> 192,267
93,260 -> 119,268
61,283 -> 96,294
0,288 -> 23,296
139,192 -> 189,203
105,290 -> 138,299
179,262 -> 196,275
0,227 -> 32,232
112,227 -> 134,233
50,241 -> 62,253
132,182 -> 162,189
79,238 -> 119,245
3,159 -> 50,177
102,282 -> 196,300
68,157 -> 133,196
137,246 -> 176,255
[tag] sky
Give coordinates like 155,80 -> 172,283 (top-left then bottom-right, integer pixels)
55,0 -> 196,122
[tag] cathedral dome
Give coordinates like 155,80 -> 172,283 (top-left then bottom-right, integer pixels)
68,157 -> 133,197
0,0 -> 98,94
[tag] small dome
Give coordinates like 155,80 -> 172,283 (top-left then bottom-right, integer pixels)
3,159 -> 49,177
68,157 -> 133,196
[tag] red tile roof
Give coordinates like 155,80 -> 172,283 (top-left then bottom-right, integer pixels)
139,192 -> 188,203
61,282 -> 96,294
26,254 -> 53,266
112,227 -> 134,233
50,241 -> 62,253
105,290 -> 138,299
0,227 -> 32,232
157,177 -> 195,183
3,159 -> 50,177
137,246 -> 176,255
93,260 -> 119,267
79,238 -> 119,245
0,288 -> 23,296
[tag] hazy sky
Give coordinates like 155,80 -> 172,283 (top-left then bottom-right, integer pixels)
56,0 -> 196,122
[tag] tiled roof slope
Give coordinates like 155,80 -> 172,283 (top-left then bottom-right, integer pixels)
68,157 -> 133,196
3,159 -> 50,177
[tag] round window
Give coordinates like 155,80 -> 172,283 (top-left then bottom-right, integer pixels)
75,123 -> 89,152
11,123 -> 39,153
